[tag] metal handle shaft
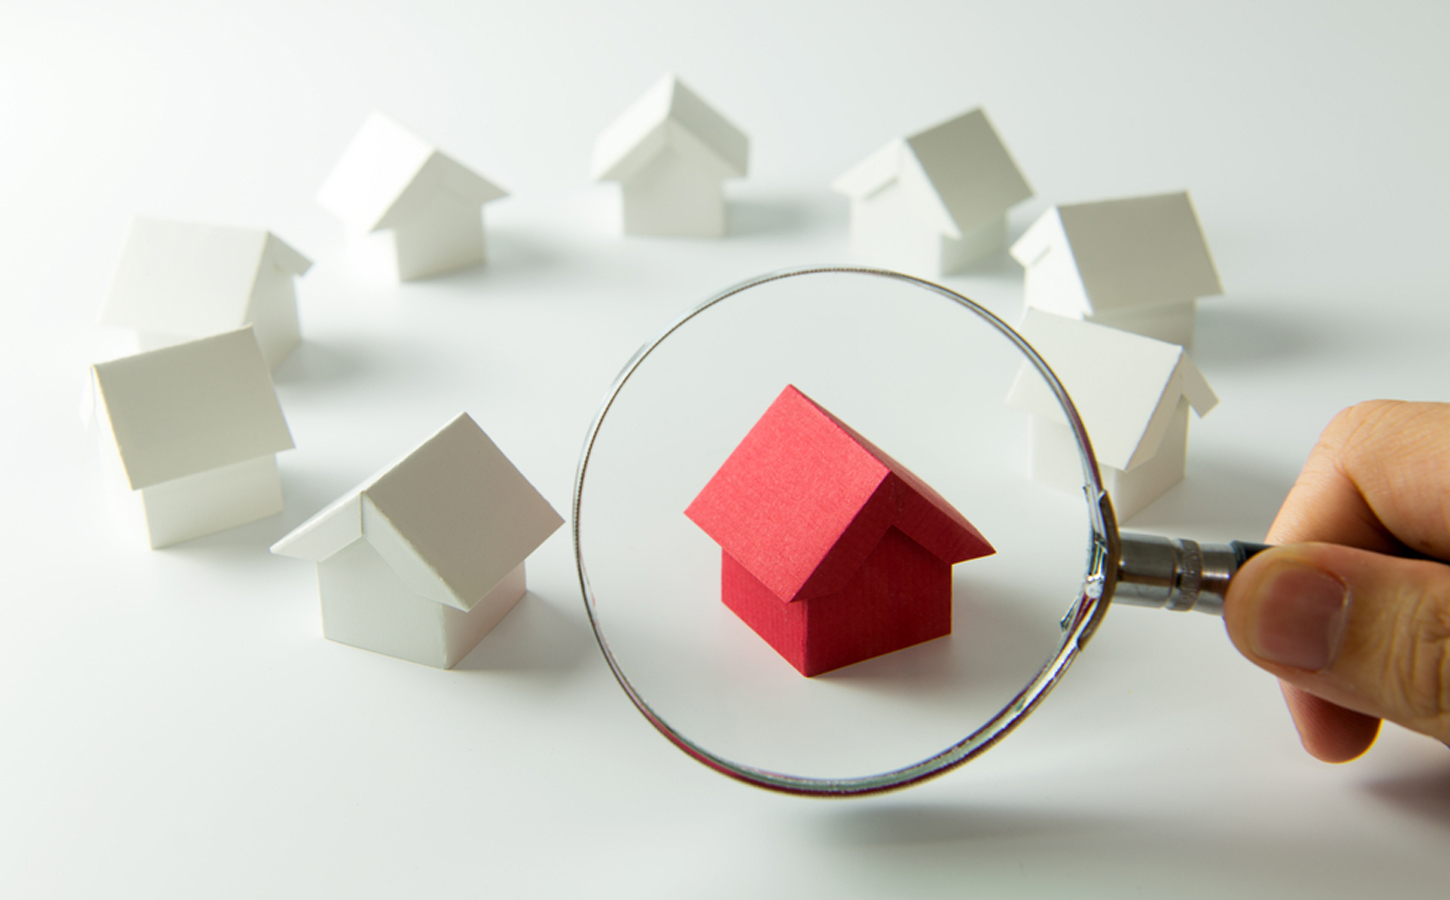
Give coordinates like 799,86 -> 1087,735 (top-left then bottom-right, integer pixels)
1113,533 -> 1269,616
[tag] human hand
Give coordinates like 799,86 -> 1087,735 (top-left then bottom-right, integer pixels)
1223,400 -> 1450,761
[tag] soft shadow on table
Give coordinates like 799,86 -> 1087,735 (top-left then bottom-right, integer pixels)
1363,764 -> 1450,832
804,800 -> 1440,895
814,801 -> 1104,845
818,589 -> 1051,705
1124,455 -> 1294,537
157,507 -> 301,562
273,468 -> 362,534
270,338 -> 373,387
728,196 -> 816,239
273,331 -> 462,403
455,591 -> 596,677
154,462 -> 382,561
430,228 -> 565,288
1192,298 -> 1337,371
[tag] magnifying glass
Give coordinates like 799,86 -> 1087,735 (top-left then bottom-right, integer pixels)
573,266 -> 1265,796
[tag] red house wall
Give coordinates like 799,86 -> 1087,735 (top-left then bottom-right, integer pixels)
721,526 -> 952,676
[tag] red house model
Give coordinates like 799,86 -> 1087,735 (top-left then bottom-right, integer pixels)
685,385 -> 995,676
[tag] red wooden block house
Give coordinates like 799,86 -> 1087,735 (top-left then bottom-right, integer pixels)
686,386 -> 995,676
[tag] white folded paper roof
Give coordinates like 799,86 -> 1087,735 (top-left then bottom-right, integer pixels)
317,112 -> 507,234
271,413 -> 563,613
90,327 -> 294,489
1010,191 -> 1222,314
832,108 -> 1032,240
101,217 -> 310,337
1005,309 -> 1217,472
591,73 -> 749,182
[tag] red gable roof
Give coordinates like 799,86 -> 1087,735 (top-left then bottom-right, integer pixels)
686,386 -> 994,603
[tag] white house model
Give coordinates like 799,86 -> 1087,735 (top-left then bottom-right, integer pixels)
317,112 -> 507,281
100,217 -> 312,370
1010,191 -> 1222,349
591,74 -> 749,237
832,108 -> 1032,276
270,413 -> 564,669
88,327 -> 294,548
1004,309 -> 1218,520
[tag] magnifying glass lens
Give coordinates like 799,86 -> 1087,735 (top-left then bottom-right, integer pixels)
576,270 -> 1109,792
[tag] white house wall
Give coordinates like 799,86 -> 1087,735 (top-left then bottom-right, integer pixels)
125,330 -> 190,356
137,454 -> 283,548
1021,246 -> 1092,319
444,561 -> 525,666
1029,400 -> 1191,522
621,149 -> 728,237
848,180 -> 945,276
1102,400 -> 1191,520
244,262 -> 302,369
1028,416 -> 1091,494
318,539 -> 527,669
390,189 -> 486,281
97,417 -> 151,547
320,539 -> 449,666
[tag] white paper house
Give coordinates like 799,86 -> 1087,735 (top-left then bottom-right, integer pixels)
100,217 -> 312,370
1010,191 -> 1222,349
317,112 -> 508,281
832,108 -> 1032,276
591,74 -> 749,237
270,413 -> 564,669
1004,309 -> 1218,521
88,327 -> 294,548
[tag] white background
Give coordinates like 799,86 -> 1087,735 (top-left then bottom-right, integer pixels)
3,1 -> 1449,897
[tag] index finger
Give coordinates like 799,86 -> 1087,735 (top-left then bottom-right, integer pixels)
1268,400 -> 1450,561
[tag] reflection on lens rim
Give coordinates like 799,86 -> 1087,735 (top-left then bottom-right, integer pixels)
573,266 -> 1120,797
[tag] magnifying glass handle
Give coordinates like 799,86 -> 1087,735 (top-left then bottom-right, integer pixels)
1113,533 -> 1270,616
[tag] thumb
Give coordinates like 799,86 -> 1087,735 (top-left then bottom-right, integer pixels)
1224,542 -> 1450,745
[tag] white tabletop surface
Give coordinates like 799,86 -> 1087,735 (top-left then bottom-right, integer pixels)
4,2 -> 1449,897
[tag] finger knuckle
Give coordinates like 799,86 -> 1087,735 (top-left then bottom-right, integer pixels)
1387,582 -> 1450,738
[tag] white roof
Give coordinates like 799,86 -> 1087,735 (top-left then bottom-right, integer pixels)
1010,192 -> 1223,314
316,112 -> 507,234
591,74 -> 749,183
832,108 -> 1032,239
101,217 -> 311,336
271,413 -> 564,613
1004,309 -> 1217,472
91,327 -> 294,489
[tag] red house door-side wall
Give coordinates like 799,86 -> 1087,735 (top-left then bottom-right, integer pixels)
720,526 -> 953,676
